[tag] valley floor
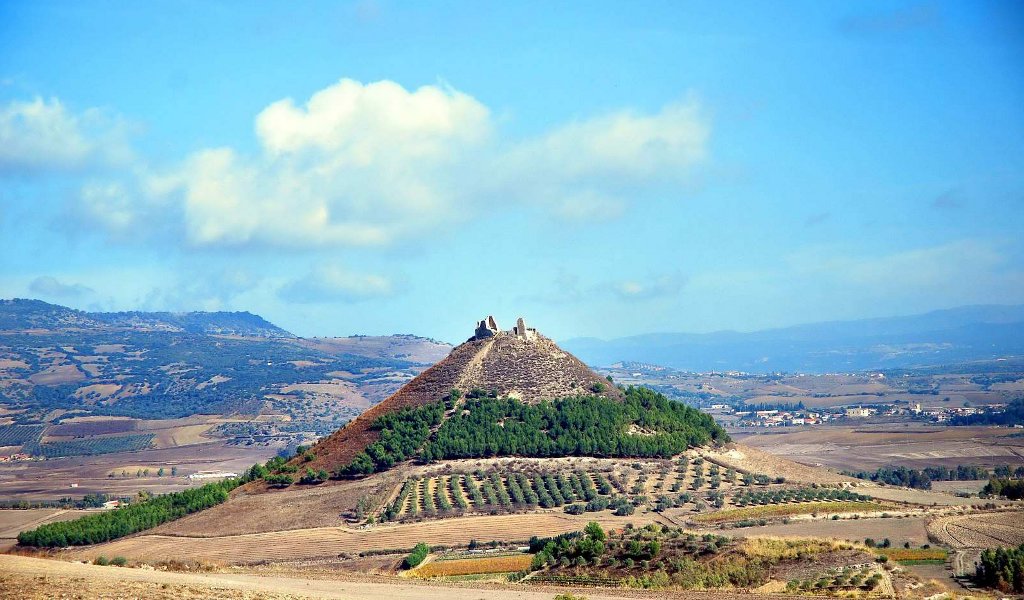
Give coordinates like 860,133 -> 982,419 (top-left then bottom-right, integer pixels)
0,554 -> 806,600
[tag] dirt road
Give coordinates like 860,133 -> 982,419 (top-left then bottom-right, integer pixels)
0,554 -> 806,600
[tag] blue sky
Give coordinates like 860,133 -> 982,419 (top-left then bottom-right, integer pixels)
1,1 -> 1022,342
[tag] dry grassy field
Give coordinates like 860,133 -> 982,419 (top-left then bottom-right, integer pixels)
410,553 -> 532,578
0,508 -> 93,552
733,424 -> 1024,471
710,515 -> 932,546
927,510 -> 1024,549
691,501 -> 886,524
69,512 -> 663,565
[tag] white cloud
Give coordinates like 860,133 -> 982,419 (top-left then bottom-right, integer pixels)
255,79 -> 490,158
279,263 -> 398,303
497,99 -> 709,221
70,78 -> 710,248
0,97 -> 132,173
28,276 -> 94,299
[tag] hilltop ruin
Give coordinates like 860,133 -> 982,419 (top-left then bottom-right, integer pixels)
473,315 -> 537,341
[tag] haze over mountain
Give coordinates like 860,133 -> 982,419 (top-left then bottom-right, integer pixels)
562,305 -> 1024,373
0,299 -> 294,338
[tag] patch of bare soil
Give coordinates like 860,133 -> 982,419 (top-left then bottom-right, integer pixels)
156,476 -> 390,536
718,515 -> 932,546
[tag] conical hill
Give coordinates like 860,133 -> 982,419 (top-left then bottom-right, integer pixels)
304,316 -> 621,472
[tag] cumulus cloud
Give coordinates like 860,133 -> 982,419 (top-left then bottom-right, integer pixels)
28,276 -> 94,298
0,97 -> 132,174
70,78 -> 710,248
279,263 -> 398,303
498,100 -> 708,220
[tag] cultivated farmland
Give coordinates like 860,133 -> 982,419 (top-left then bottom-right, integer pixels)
410,553 -> 533,578
927,510 -> 1024,549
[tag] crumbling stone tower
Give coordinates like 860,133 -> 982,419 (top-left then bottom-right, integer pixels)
474,315 -> 500,340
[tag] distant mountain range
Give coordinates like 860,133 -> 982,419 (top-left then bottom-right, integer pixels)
0,298 -> 294,338
0,299 -> 448,432
562,305 -> 1024,373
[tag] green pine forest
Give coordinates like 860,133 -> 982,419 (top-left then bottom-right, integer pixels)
340,386 -> 729,477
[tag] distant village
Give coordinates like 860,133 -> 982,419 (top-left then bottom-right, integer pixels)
709,401 -> 992,428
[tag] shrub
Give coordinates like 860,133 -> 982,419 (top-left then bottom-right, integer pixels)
110,556 -> 127,567
404,542 -> 429,569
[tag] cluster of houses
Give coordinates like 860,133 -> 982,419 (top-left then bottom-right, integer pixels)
711,401 -> 992,427
0,453 -> 32,463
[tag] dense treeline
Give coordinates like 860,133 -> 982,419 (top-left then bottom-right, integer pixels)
982,478 -> 1024,500
336,402 -> 445,477
335,388 -> 728,478
952,398 -> 1024,426
17,477 -> 245,547
975,544 -> 1024,592
421,387 -> 729,461
847,464 -> 1007,489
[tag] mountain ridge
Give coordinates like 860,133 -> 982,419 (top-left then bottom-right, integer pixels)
562,304 -> 1024,373
0,298 -> 295,338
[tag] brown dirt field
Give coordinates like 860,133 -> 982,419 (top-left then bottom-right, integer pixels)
852,486 -> 986,506
71,383 -> 122,400
157,476 -> 389,536
929,480 -> 987,495
713,515 -> 932,546
0,509 -> 93,553
927,509 -> 1024,549
733,424 -> 1024,471
149,424 -> 216,448
27,363 -> 85,385
0,554 -> 810,600
70,512 -> 667,565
